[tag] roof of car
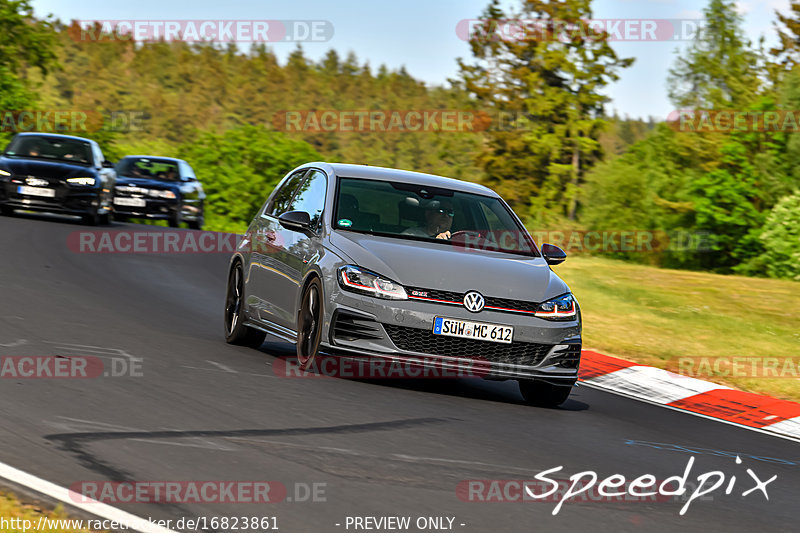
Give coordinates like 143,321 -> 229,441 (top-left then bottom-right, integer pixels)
121,155 -> 185,163
312,163 -> 497,197
14,132 -> 95,143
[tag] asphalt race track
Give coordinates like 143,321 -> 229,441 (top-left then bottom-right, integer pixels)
0,213 -> 798,533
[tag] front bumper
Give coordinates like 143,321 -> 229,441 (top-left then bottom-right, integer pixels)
113,197 -> 179,219
321,287 -> 582,382
0,181 -> 103,215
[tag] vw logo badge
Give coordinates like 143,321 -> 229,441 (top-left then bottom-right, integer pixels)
463,291 -> 485,313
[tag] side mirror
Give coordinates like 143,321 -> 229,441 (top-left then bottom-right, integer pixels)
541,243 -> 567,265
101,160 -> 115,168
278,210 -> 312,232
183,175 -> 197,182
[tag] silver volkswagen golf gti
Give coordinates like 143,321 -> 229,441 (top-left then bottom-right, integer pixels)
224,163 -> 582,406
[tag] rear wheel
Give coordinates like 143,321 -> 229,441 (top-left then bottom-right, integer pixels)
518,380 -> 573,407
296,277 -> 323,370
224,261 -> 266,347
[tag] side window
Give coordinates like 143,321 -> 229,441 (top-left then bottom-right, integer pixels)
92,144 -> 104,167
287,170 -> 327,231
179,161 -> 194,179
267,170 -> 307,216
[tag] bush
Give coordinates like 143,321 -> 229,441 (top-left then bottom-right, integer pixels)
760,192 -> 800,281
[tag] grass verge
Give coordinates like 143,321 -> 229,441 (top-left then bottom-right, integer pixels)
556,255 -> 800,401
0,491 -> 101,533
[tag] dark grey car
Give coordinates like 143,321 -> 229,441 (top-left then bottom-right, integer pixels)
224,163 -> 582,406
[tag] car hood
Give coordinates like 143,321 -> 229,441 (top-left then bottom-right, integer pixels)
0,157 -> 95,178
116,176 -> 177,190
329,231 -> 570,302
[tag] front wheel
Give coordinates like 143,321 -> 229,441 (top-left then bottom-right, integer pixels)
224,261 -> 266,347
168,207 -> 182,228
518,380 -> 573,407
296,277 -> 323,370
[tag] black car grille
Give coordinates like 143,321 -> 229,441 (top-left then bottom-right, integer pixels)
382,324 -> 551,367
406,287 -> 538,314
331,310 -> 384,342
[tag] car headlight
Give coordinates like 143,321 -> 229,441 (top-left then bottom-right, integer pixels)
338,265 -> 407,300
149,189 -> 177,199
535,293 -> 577,321
0,169 -> 10,176
66,177 -> 96,186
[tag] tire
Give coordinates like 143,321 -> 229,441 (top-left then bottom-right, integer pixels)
296,277 -> 323,370
187,202 -> 205,230
98,211 -> 112,225
82,210 -> 100,226
224,261 -> 266,348
168,208 -> 182,228
0,205 -> 13,216
518,380 -> 573,407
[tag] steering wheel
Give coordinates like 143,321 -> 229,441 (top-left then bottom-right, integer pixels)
449,230 -> 488,243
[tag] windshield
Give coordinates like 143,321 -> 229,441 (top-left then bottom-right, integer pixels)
117,157 -> 180,181
5,135 -> 92,165
334,177 -> 539,257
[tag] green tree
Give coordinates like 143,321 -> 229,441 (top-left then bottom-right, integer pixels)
458,0 -> 633,222
667,0 -> 760,109
177,125 -> 321,232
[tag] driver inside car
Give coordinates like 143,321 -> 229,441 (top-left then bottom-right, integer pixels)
402,199 -> 455,240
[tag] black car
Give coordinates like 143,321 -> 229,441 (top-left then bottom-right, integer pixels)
113,156 -> 205,229
0,132 -> 116,225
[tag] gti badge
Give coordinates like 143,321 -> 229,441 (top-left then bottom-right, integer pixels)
26,177 -> 48,187
463,291 -> 485,313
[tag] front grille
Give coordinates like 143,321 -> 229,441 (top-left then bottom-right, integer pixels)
406,287 -> 538,314
382,324 -> 551,367
551,344 -> 581,368
331,310 -> 383,342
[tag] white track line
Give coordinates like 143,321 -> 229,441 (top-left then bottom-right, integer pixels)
0,461 -> 178,533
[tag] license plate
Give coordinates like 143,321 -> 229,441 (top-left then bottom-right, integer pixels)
114,197 -> 146,207
432,317 -> 513,344
17,185 -> 55,198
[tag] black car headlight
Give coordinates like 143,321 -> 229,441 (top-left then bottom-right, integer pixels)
535,293 -> 577,321
338,265 -> 407,300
